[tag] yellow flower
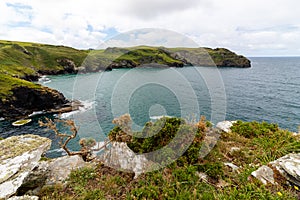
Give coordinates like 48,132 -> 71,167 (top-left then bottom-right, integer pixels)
294,185 -> 299,191
277,192 -> 283,196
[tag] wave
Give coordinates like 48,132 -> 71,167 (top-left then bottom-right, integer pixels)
150,115 -> 172,120
58,100 -> 95,119
38,75 -> 51,84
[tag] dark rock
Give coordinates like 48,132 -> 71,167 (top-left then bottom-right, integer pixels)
0,86 -> 69,119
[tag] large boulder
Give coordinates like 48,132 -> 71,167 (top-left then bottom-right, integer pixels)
252,153 -> 300,186
0,135 -> 51,199
99,142 -> 154,178
17,155 -> 90,195
216,121 -> 237,133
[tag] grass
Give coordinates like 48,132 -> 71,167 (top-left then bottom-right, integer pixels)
39,120 -> 300,199
0,74 -> 41,100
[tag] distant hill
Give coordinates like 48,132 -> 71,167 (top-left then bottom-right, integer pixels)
0,40 -> 251,119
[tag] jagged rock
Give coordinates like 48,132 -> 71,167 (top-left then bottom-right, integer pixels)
8,195 -> 38,200
0,135 -> 51,199
251,165 -> 275,185
17,155 -> 90,195
99,142 -> 154,178
271,153 -> 300,186
0,86 -> 68,119
216,121 -> 237,133
46,155 -> 89,185
252,153 -> 300,187
57,58 -> 77,74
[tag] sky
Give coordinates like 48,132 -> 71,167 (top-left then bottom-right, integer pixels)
1,0 -> 300,56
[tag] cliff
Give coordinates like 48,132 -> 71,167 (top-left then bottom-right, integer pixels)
0,40 -> 250,118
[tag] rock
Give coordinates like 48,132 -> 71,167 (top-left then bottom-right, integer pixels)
251,165 -> 275,185
8,195 -> 39,200
216,121 -> 237,133
99,142 -> 154,178
0,135 -> 51,199
196,172 -> 208,183
56,58 -> 77,74
224,162 -> 239,172
229,147 -> 241,154
0,86 -> 68,119
271,153 -> 300,186
45,155 -> 88,185
17,155 -> 90,195
252,153 -> 300,187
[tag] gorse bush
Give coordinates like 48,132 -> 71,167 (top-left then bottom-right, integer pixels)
230,120 -> 279,138
109,115 -> 206,166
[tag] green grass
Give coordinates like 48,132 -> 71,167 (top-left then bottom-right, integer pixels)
0,40 -> 88,78
0,74 -> 41,100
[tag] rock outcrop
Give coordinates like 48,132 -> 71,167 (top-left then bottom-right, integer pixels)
0,135 -> 51,199
0,134 -> 91,198
0,86 -> 69,119
99,142 -> 154,178
216,121 -> 237,133
252,153 -> 300,187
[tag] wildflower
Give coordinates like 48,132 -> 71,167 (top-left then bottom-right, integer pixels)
294,185 -> 299,191
277,192 -> 283,196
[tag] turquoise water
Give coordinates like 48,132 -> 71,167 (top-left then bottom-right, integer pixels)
0,57 -> 299,157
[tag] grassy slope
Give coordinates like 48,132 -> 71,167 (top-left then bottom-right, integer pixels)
39,119 -> 300,199
0,40 -> 88,78
0,40 -> 250,109
0,40 -> 87,101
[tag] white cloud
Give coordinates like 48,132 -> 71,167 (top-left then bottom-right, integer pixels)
0,0 -> 300,55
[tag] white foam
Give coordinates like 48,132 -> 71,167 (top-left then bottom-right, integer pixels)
28,111 -> 44,117
38,75 -> 51,83
150,115 -> 172,120
59,100 -> 95,119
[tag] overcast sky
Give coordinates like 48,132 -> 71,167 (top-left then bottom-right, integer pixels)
1,0 -> 300,56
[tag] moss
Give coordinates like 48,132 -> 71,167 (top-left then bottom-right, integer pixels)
0,134 -> 51,163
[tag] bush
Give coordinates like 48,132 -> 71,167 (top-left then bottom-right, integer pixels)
231,120 -> 279,138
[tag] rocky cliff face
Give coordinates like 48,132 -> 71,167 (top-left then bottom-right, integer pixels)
0,86 -> 68,119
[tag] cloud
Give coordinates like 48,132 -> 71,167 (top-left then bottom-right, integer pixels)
0,0 -> 300,55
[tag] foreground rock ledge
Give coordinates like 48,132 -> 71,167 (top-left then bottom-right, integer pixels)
0,135 -> 51,199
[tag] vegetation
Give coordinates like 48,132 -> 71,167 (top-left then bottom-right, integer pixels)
39,118 -> 300,199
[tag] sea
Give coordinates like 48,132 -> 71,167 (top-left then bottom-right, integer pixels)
0,57 -> 299,157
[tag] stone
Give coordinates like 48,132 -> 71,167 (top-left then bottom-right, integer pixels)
252,153 -> 300,186
216,121 -> 237,133
99,142 -> 154,178
229,147 -> 241,154
271,153 -> 300,186
224,162 -> 239,172
8,195 -> 39,200
45,155 -> 89,185
0,135 -> 51,199
251,165 -> 275,185
17,155 -> 91,196
196,172 -> 208,183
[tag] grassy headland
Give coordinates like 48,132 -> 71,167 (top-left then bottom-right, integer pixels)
39,118 -> 300,199
0,40 -> 250,119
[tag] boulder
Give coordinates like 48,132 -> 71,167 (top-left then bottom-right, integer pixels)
0,135 -> 51,199
252,153 -> 300,187
99,142 -> 153,178
17,155 -> 91,195
216,121 -> 237,133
